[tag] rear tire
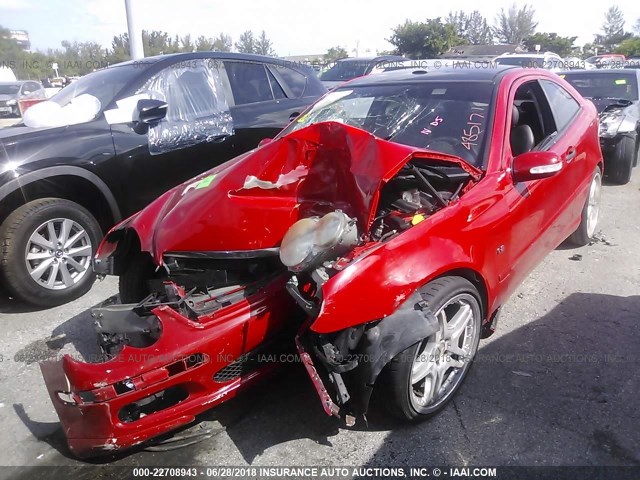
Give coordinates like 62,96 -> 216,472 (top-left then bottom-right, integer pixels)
607,136 -> 634,185
567,167 -> 602,247
379,276 -> 482,421
0,198 -> 101,307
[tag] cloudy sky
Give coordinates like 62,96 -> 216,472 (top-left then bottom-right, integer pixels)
1,0 -> 640,56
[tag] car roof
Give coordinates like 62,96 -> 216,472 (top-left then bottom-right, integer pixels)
0,80 -> 28,85
344,66 -> 517,86
114,52 -> 316,73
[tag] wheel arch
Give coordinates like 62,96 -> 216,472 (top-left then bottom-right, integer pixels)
0,166 -> 121,232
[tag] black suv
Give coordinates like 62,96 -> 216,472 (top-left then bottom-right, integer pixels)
0,52 -> 325,306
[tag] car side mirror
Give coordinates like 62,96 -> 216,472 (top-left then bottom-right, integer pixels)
258,138 -> 273,147
512,151 -> 563,183
135,99 -> 168,125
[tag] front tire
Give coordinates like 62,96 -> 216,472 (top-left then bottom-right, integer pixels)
379,276 -> 482,421
607,136 -> 635,185
0,198 -> 101,307
567,167 -> 602,247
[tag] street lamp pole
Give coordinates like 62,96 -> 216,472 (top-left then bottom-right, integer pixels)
124,0 -> 144,59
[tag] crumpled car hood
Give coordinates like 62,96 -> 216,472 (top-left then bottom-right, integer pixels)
118,121 -> 481,264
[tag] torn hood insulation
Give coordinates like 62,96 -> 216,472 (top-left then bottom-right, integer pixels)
119,121 -> 482,262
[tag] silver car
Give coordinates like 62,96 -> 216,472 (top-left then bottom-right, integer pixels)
0,80 -> 46,117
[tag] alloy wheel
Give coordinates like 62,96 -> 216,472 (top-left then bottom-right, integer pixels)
24,218 -> 93,290
586,170 -> 602,238
409,293 -> 480,413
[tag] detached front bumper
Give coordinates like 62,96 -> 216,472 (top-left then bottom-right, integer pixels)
40,278 -> 293,458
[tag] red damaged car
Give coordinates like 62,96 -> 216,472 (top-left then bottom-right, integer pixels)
40,66 -> 603,457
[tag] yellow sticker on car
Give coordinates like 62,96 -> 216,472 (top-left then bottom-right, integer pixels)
615,79 -> 627,85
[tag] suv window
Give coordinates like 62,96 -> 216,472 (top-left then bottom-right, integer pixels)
224,61 -> 273,105
266,68 -> 286,99
540,80 -> 580,131
277,67 -> 307,97
138,58 -> 233,154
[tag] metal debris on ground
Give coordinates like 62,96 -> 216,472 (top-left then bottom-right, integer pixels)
512,371 -> 533,377
589,231 -> 615,246
569,254 -> 583,261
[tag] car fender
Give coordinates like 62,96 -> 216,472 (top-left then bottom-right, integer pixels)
311,204 -> 491,335
348,287 -> 441,414
0,165 -> 121,222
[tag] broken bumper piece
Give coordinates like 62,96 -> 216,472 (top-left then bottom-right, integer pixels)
40,279 -> 292,458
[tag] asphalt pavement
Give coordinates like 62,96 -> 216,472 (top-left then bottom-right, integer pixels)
0,171 -> 638,477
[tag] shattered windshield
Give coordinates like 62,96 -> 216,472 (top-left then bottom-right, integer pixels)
281,81 -> 494,166
562,73 -> 638,101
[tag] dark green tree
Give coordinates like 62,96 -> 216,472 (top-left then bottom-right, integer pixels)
446,10 -> 493,45
523,32 -> 577,56
212,34 -> 233,52
615,37 -> 640,56
388,19 -> 463,59
598,6 -> 632,50
235,31 -> 256,54
255,31 -> 276,56
323,46 -> 349,63
493,4 -> 538,45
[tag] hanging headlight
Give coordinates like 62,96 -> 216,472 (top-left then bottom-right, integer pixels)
280,211 -> 358,272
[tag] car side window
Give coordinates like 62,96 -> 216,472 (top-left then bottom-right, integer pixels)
277,67 -> 307,98
539,80 -> 580,132
266,68 -> 286,100
509,81 -> 557,156
137,58 -> 234,155
224,61 -> 274,105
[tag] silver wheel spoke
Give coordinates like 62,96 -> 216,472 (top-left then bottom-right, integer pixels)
30,258 -> 54,281
47,222 -> 57,244
67,245 -> 91,257
64,230 -> 84,249
46,262 -> 60,288
59,219 -> 73,245
26,251 -> 52,261
59,262 -> 74,287
412,355 -> 436,384
30,232 -> 54,250
447,343 -> 468,358
444,304 -> 472,343
65,256 -> 86,273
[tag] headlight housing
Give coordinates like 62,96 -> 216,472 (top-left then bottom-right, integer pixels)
6,99 -> 16,106
599,113 -> 623,138
280,210 -> 358,272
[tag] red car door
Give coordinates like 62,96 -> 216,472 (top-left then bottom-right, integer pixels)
488,75 -> 583,303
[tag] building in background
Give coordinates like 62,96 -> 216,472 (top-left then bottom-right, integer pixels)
9,30 -> 31,52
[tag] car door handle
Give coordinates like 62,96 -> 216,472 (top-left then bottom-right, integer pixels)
289,112 -> 301,122
564,147 -> 577,163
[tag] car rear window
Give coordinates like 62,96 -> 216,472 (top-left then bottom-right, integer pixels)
276,66 -> 307,97
561,73 -> 638,101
